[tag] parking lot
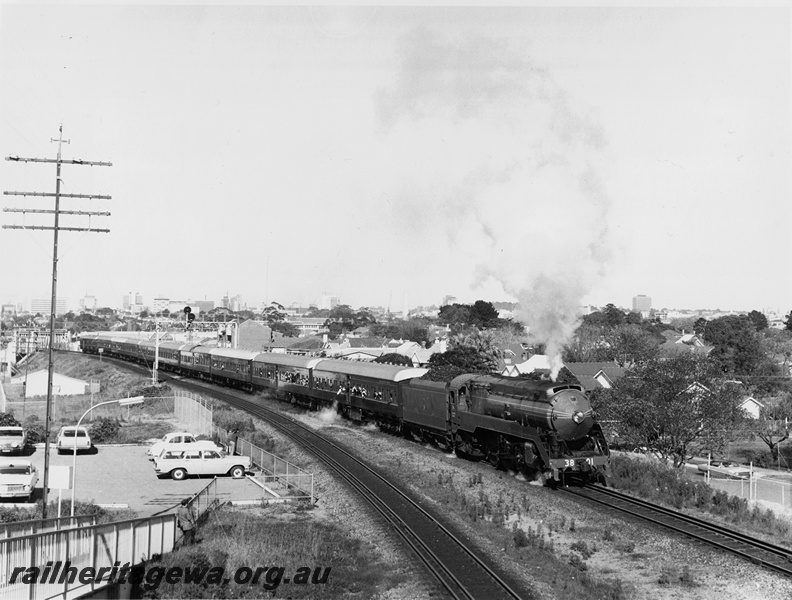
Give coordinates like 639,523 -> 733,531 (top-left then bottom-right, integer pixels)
1,444 -> 265,516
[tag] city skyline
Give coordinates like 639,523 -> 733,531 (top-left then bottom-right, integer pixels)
1,288 -> 786,317
1,5 -> 789,337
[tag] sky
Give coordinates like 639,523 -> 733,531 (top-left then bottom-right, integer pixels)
1,3 -> 790,336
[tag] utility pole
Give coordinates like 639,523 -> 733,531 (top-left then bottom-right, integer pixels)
3,125 -> 111,519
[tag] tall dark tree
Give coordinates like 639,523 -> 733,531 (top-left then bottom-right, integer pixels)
784,311 -> 792,332
424,346 -> 494,382
469,300 -> 500,329
747,310 -> 769,331
438,303 -> 472,328
693,317 -> 708,336
703,315 -> 765,376
374,353 -> 413,366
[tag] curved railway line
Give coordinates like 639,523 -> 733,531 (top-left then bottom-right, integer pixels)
171,375 -> 534,600
562,484 -> 792,578
55,352 -> 792,594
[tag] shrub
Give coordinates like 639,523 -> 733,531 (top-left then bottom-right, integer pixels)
570,540 -> 594,560
90,417 -> 121,443
23,415 -> 46,444
0,412 -> 20,427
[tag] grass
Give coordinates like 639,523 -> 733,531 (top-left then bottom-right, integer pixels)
609,454 -> 792,544
137,509 -> 399,599
402,463 -> 635,600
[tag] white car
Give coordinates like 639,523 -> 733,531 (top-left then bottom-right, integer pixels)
0,426 -> 27,455
0,460 -> 38,501
56,426 -> 93,454
146,431 -> 211,460
154,448 -> 251,480
697,460 -> 751,480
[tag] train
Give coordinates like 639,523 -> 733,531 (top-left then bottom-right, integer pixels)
79,332 -> 610,484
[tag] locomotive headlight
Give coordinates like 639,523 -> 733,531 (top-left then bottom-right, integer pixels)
572,411 -> 585,424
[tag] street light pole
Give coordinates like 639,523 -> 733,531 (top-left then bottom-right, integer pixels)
70,396 -> 144,516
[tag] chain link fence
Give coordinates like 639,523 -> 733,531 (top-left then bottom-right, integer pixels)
174,391 -> 213,436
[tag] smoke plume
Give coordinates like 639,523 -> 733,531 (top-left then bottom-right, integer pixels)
377,29 -> 611,378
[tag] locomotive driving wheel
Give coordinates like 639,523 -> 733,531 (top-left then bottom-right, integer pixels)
486,449 -> 501,468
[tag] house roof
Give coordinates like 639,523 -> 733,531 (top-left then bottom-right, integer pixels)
286,336 -> 326,350
564,362 -> 626,391
740,397 -> 764,408
347,337 -> 387,348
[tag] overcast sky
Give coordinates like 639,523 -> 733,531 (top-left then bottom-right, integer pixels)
1,3 -> 790,321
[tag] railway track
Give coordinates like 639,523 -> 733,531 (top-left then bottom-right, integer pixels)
563,484 -> 792,578
172,378 -> 534,600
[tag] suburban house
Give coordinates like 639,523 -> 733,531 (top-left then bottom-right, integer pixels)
658,331 -> 713,357
739,397 -> 764,419
563,362 -> 626,392
500,354 -> 553,377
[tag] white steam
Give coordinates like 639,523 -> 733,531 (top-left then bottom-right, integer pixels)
377,29 -> 611,377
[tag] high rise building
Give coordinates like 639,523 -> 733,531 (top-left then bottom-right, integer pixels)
79,295 -> 97,312
152,297 -> 169,313
318,293 -> 339,310
28,297 -> 69,315
632,295 -> 652,314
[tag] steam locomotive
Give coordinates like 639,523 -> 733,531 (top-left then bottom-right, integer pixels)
79,332 -> 609,483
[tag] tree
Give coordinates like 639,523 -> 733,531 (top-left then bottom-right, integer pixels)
784,311 -> 792,332
438,303 -> 472,328
597,354 -> 744,466
693,317 -> 708,336
270,321 -> 299,337
374,353 -> 413,366
448,329 -> 501,371
747,310 -> 769,331
744,394 -> 792,463
469,300 -> 500,329
424,346 -> 494,382
703,315 -> 765,376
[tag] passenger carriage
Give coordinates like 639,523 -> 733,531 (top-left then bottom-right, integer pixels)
313,359 -> 428,427
184,344 -> 213,379
251,353 -> 322,399
209,347 -> 259,388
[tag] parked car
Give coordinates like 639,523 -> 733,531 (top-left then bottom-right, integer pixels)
0,459 -> 38,501
153,448 -> 251,480
56,426 -> 93,454
0,426 -> 27,455
146,432 -> 221,460
697,460 -> 751,480
150,440 -> 224,463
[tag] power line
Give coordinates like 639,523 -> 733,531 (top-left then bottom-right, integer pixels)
3,125 -> 111,520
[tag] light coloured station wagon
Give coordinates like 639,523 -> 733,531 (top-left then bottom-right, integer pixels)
153,448 -> 251,480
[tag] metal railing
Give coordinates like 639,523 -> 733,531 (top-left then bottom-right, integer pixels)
2,515 -> 98,540
234,436 -> 315,503
0,513 -> 177,600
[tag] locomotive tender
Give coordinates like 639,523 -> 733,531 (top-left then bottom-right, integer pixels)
79,332 -> 609,483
